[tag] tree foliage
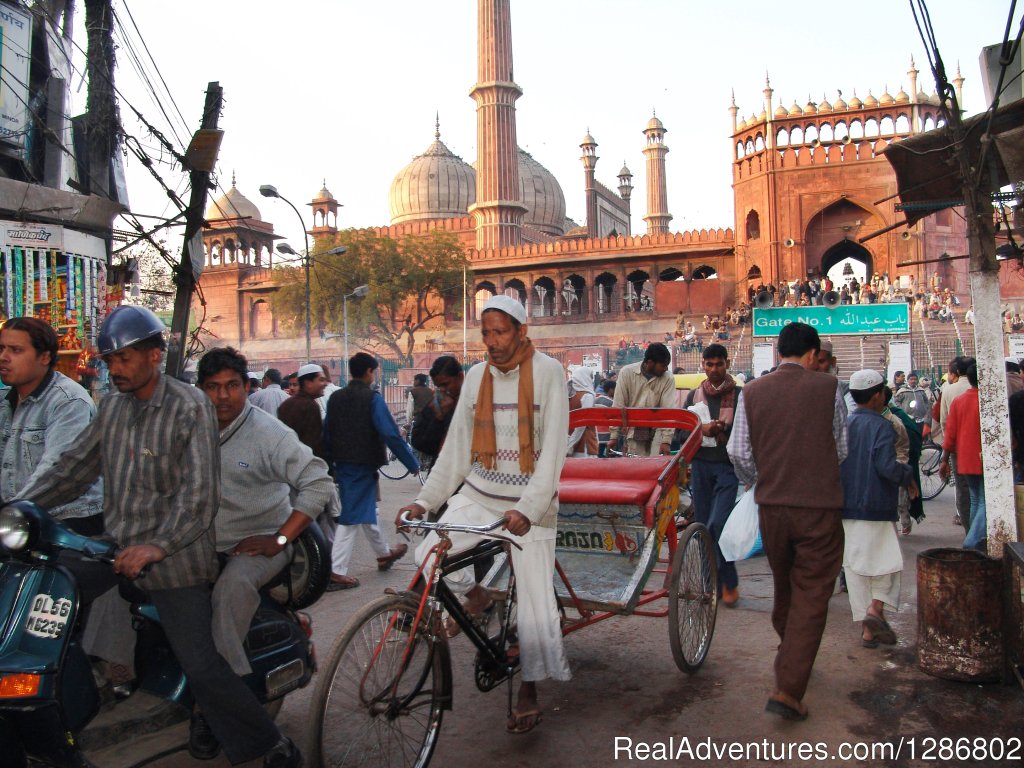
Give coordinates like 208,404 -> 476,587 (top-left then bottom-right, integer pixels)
270,228 -> 469,364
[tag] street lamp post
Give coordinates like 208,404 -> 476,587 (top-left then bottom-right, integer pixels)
259,184 -> 313,360
343,284 -> 370,380
276,242 -> 347,359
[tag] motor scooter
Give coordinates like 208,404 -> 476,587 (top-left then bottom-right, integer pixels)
0,500 -> 331,767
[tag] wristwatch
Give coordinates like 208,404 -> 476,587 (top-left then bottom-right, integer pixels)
274,533 -> 288,548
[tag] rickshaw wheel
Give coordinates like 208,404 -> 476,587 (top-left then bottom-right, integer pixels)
668,523 -> 718,673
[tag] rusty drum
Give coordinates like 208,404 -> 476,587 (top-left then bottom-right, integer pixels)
917,547 -> 1003,682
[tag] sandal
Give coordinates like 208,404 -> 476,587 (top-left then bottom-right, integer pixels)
863,614 -> 896,645
507,707 -> 543,734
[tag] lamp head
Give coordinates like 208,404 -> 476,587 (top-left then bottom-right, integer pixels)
276,243 -> 298,256
353,284 -> 370,298
327,246 -> 348,256
258,184 -> 279,199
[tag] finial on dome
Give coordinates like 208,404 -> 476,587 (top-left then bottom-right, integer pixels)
434,112 -> 440,140
730,88 -> 736,106
231,170 -> 236,188
765,70 -> 771,88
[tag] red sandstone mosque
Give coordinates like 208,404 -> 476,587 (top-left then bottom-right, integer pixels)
196,0 -> 976,373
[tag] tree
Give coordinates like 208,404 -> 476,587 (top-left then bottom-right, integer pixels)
271,228 -> 469,364
119,242 -> 175,314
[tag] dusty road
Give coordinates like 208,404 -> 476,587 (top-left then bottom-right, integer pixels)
90,475 -> 1023,768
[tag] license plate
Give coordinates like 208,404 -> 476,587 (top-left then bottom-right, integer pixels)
25,593 -> 71,639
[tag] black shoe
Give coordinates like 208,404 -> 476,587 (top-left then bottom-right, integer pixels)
188,712 -> 221,760
264,737 -> 303,768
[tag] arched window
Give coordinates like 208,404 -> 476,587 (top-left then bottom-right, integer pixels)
923,115 -> 936,131
745,138 -> 755,155
532,277 -> 555,318
850,120 -> 864,140
819,123 -> 834,143
474,281 -> 496,319
659,267 -> 684,282
880,116 -> 895,135
594,272 -> 617,315
561,274 -> 586,316
895,114 -> 911,133
776,128 -> 789,147
692,265 -> 718,280
805,125 -> 819,144
754,134 -> 765,152
834,121 -> 849,141
865,118 -> 879,138
625,270 -> 652,312
746,210 -> 761,241
503,279 -> 527,313
791,126 -> 804,144
736,141 -> 745,159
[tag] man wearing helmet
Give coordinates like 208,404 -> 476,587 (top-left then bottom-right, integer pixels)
18,305 -> 301,767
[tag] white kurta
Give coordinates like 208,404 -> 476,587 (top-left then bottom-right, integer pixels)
842,519 -> 903,619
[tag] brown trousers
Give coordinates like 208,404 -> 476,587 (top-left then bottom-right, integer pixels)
758,504 -> 844,701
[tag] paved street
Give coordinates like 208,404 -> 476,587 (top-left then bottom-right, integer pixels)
91,476 -> 1023,768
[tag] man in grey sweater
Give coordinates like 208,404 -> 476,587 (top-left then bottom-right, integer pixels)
194,347 -> 336,757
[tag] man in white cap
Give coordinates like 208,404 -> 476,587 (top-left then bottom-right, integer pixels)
840,369 -> 916,648
278,363 -> 330,467
397,294 -> 571,735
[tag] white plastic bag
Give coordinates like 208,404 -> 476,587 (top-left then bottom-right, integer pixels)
686,401 -> 717,448
719,484 -> 763,561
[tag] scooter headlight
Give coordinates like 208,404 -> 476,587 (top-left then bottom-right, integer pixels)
0,504 -> 30,551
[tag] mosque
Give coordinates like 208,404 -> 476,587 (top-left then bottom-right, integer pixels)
195,0 -> 974,372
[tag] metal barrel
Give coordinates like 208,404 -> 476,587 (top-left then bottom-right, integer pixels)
917,547 -> 1003,682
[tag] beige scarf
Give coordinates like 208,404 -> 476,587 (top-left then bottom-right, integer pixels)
472,338 -> 536,474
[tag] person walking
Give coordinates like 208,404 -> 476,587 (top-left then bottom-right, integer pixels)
609,342 -> 676,456
727,322 -> 848,722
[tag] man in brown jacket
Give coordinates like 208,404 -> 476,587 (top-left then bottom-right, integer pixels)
727,322 -> 848,721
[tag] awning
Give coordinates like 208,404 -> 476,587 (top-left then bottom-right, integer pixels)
881,98 -> 1024,227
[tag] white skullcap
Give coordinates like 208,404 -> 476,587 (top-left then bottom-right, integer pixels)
848,368 -> 884,391
482,294 -> 527,324
247,371 -> 262,381
297,363 -> 324,378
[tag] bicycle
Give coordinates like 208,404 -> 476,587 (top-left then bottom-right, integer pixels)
379,443 -> 413,480
306,514 -> 520,768
918,439 -> 948,501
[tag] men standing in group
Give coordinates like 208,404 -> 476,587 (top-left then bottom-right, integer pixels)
727,322 -> 847,722
893,372 -> 933,427
19,305 -> 300,767
398,295 -> 570,735
325,352 -> 414,589
249,368 -> 289,417
685,343 -> 740,606
609,342 -> 675,456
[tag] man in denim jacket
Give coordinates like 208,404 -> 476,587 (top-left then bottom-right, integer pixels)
0,317 -> 102,529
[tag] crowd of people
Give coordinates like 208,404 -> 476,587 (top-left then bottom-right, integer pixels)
0,293 -> 1006,750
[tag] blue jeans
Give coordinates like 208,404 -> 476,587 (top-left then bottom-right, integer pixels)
690,459 -> 739,589
963,474 -> 987,550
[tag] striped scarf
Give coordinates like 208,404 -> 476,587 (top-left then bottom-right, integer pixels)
471,338 -> 536,474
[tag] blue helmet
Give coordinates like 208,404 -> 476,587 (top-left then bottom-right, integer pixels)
97,305 -> 165,355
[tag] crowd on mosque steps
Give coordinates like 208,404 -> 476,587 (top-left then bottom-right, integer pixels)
0,300 -> 1013,741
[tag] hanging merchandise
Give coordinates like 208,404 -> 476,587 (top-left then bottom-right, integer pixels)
65,253 -> 74,322
3,249 -> 12,318
23,250 -> 34,317
75,259 -> 84,339
38,251 -> 47,303
82,257 -> 91,330
14,248 -> 23,318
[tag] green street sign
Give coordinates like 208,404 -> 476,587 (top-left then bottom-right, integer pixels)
752,304 -> 910,337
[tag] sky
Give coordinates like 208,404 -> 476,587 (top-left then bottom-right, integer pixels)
76,0 -> 1021,258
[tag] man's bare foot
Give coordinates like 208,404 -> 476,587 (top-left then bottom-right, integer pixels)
507,681 -> 543,734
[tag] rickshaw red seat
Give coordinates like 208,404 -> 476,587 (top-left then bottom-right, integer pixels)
559,456 -> 676,508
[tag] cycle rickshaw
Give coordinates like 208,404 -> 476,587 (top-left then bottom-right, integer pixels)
307,407 -> 717,768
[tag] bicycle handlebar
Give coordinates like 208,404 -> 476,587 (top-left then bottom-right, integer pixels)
399,510 -> 506,535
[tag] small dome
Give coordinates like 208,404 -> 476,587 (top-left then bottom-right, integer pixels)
804,99 -> 817,114
758,109 -> 767,122
581,132 -> 597,146
834,94 -> 848,110
879,87 -> 895,106
389,135 -> 476,225
645,115 -> 665,132
849,91 -> 863,109
819,95 -> 833,113
748,113 -> 758,125
618,163 -> 632,178
864,90 -> 879,107
313,182 -> 334,203
929,90 -> 941,104
205,180 -> 262,223
736,117 -> 747,131
774,102 -> 789,118
788,100 -> 803,116
917,89 -> 928,103
895,86 -> 910,103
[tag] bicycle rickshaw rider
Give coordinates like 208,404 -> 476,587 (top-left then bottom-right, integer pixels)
397,294 -> 571,735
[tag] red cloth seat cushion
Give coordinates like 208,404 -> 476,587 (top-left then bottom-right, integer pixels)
559,456 -> 676,507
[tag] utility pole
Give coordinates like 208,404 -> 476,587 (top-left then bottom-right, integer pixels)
84,0 -> 116,200
166,82 -> 223,377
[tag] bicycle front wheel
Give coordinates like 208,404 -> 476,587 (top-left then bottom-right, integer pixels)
379,448 -> 411,480
918,443 -> 947,501
307,595 -> 448,768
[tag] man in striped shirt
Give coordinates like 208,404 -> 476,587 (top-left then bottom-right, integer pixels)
20,306 -> 300,768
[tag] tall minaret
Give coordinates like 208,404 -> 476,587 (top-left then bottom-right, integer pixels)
908,56 -> 920,131
617,162 -> 633,236
642,113 -> 672,235
580,130 -> 599,237
468,0 -> 526,250
728,90 -> 739,134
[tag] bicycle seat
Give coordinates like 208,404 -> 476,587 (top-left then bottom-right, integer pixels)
559,456 -> 676,518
